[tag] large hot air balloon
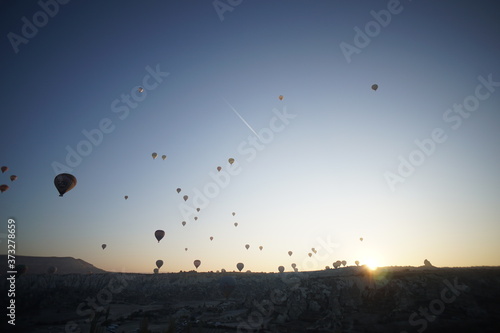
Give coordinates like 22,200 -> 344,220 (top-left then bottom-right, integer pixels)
183,195 -> 188,201
194,260 -> 201,269
279,95 -> 284,101
162,155 -> 167,160
152,152 -> 158,159
228,158 -> 235,165
371,84 -> 378,91
0,185 -> 9,193
236,262 -> 244,272
1,166 -> 8,173
210,236 -> 214,241
54,173 -> 77,197
259,246 -> 263,251
101,244 -> 106,250
47,266 -> 57,274
124,195 -> 128,200
176,188 -> 181,193
10,175 -> 17,182
217,166 -> 222,172
288,251 -> 293,257
156,260 -> 163,269
219,276 -> 236,299
234,222 -> 238,227
155,230 -> 165,243
153,268 -> 158,274
138,87 -> 144,93
278,266 -> 285,273
245,244 -> 250,250
182,221 -> 186,226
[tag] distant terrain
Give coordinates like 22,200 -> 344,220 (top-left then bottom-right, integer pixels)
1,255 -> 107,274
2,259 -> 499,332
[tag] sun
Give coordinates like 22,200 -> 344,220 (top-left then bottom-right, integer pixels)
365,259 -> 378,271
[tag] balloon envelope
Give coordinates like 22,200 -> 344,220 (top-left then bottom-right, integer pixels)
138,87 -> 144,93
0,185 -> 9,193
196,208 -> 200,212
371,84 -> 378,91
278,266 -> 285,273
183,195 -> 188,201
176,188 -> 181,193
156,260 -> 163,269
288,251 -> 293,256
245,244 -> 250,250
217,166 -> 222,172
152,152 -> 158,159
1,166 -> 8,173
210,236 -> 213,241
259,246 -> 263,251
236,262 -> 244,272
219,276 -> 236,299
162,155 -> 167,160
360,237 -> 363,241
234,223 -> 238,227
155,230 -> 165,243
182,221 -> 186,226
308,253 -> 312,257
54,173 -> 77,197
153,268 -> 158,274
194,260 -> 201,269
124,195 -> 128,200
228,158 -> 235,165
102,244 -> 106,250
10,175 -> 17,182
279,95 -> 283,100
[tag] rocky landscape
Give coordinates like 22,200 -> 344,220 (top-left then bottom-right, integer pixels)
2,258 -> 500,333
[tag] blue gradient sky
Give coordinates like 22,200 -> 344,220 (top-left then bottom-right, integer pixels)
1,1 -> 499,273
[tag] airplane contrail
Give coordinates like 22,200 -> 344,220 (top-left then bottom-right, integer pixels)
223,98 -> 261,139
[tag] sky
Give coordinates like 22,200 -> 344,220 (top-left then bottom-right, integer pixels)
0,0 -> 499,274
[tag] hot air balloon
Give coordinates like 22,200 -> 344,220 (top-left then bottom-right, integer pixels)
236,262 -> 244,272
155,230 -> 165,243
360,237 -> 363,242
259,246 -> 263,251
278,266 -> 285,273
291,263 -> 296,269
176,188 -> 181,193
196,208 -> 200,212
47,266 -> 57,274
156,260 -> 163,269
288,251 -> 293,257
228,158 -> 235,165
194,217 -> 198,221
210,236 -> 214,241
152,152 -> 158,159
54,173 -> 77,197
245,244 -> 250,250
219,276 -> 236,299
371,84 -> 378,91
0,185 -> 9,193
102,244 -> 106,250
1,166 -> 8,173
124,195 -> 128,200
162,155 -> 167,160
10,175 -> 17,182
312,248 -> 317,254
279,95 -> 284,101
308,253 -> 312,257
185,248 -> 188,251
194,260 -> 201,269
153,268 -> 159,274
183,195 -> 188,201
234,222 -> 238,227
217,166 -> 222,172
138,87 -> 144,93
355,260 -> 360,266
182,221 -> 186,226
232,212 -> 236,216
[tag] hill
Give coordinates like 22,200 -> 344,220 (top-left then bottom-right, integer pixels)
0,255 -> 106,274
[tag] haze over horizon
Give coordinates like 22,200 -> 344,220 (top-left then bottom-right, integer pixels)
1,1 -> 499,274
